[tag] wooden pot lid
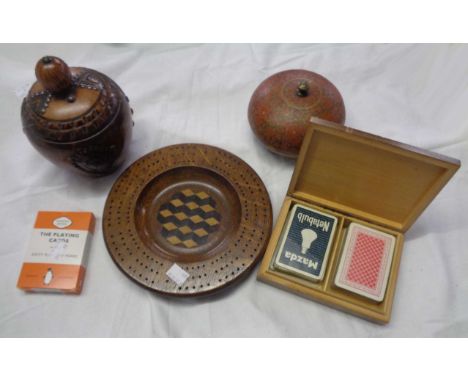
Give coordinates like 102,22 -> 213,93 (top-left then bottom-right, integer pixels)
103,144 -> 273,296
22,56 -> 131,143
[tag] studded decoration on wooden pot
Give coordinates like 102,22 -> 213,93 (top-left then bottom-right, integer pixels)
248,69 -> 346,158
21,56 -> 133,176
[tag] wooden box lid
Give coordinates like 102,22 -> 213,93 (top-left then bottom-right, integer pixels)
288,117 -> 461,232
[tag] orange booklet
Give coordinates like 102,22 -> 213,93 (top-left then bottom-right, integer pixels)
17,211 -> 95,294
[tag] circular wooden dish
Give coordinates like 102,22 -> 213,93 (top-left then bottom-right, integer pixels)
103,144 -> 272,296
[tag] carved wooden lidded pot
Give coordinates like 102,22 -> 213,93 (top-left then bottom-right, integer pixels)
21,56 -> 133,176
248,69 -> 346,158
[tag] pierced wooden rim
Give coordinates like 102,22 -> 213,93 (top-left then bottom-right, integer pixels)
103,143 -> 272,296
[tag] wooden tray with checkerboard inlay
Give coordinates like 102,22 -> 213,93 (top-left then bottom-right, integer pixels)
103,144 -> 272,296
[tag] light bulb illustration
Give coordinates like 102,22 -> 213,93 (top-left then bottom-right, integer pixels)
43,268 -> 53,285
300,229 -> 317,254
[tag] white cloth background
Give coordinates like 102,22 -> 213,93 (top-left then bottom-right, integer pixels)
0,44 -> 467,337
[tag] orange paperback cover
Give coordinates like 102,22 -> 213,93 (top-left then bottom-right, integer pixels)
17,211 -> 95,294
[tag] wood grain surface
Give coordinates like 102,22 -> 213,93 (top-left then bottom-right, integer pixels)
103,144 -> 272,297
258,118 -> 460,324
21,56 -> 133,176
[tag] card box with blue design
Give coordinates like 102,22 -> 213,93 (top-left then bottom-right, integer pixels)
273,204 -> 337,281
258,117 -> 460,324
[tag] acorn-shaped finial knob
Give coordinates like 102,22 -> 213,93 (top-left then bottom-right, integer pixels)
35,56 -> 73,94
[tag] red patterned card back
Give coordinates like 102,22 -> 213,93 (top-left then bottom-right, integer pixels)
346,233 -> 385,289
335,223 -> 395,302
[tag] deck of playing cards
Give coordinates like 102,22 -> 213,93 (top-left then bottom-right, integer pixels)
17,211 -> 95,294
273,204 -> 337,282
335,223 -> 396,302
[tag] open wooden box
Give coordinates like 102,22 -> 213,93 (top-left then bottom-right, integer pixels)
257,117 -> 460,324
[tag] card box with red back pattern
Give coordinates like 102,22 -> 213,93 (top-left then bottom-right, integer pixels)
258,117 -> 460,324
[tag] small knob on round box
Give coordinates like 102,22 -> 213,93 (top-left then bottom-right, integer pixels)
35,56 -> 73,94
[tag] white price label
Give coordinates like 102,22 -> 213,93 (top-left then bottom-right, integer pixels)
166,263 -> 190,286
